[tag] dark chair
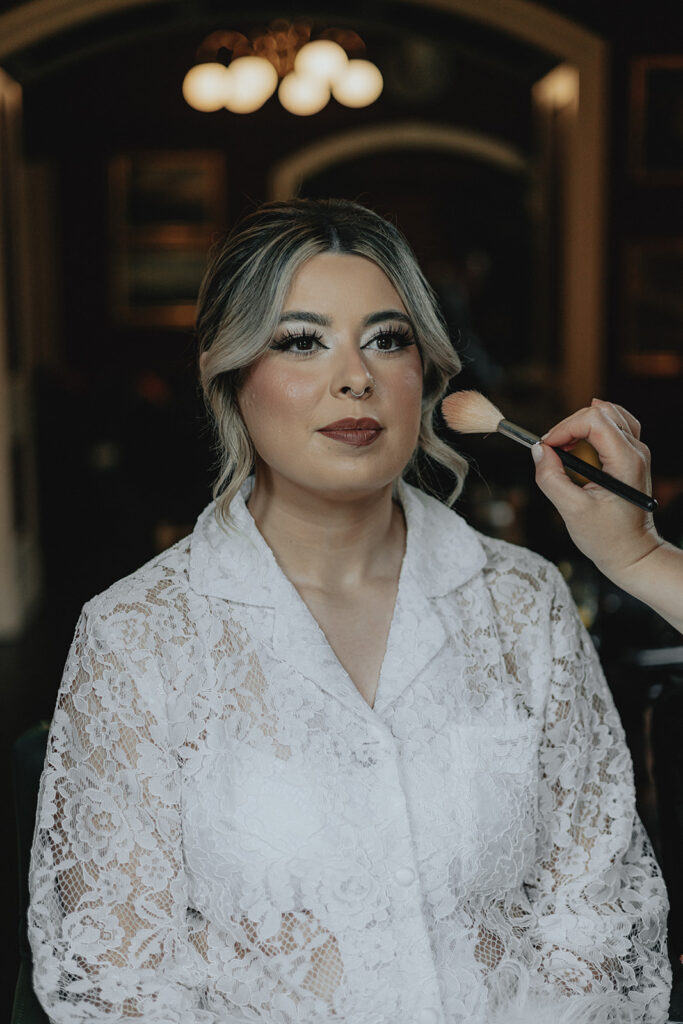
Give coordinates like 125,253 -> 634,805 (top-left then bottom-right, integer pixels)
11,721 -> 50,1024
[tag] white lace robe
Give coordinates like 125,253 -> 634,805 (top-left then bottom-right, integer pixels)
28,477 -> 671,1023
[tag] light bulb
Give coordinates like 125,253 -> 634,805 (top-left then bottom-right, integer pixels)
224,56 -> 278,114
332,60 -> 383,108
540,65 -> 579,108
182,63 -> 230,112
294,40 -> 348,84
278,72 -> 330,116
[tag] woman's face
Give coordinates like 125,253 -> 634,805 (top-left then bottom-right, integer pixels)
238,252 -> 424,503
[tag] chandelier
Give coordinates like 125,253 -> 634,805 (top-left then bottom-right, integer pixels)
182,23 -> 383,116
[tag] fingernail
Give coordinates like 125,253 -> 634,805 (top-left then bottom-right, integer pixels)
540,431 -> 549,441
531,443 -> 544,463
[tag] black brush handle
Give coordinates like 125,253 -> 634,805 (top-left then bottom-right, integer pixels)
496,419 -> 657,512
554,447 -> 657,512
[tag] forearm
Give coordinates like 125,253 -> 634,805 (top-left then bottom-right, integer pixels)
534,401 -> 683,635
604,540 -> 683,634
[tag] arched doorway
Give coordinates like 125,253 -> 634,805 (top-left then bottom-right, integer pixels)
0,0 -> 607,636
268,118 -> 533,386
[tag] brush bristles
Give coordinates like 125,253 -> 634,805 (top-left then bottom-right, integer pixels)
441,390 -> 504,434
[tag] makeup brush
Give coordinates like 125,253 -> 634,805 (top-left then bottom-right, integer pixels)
441,390 -> 657,513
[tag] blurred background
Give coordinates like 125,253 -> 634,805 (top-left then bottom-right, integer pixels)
1,0 -> 683,1016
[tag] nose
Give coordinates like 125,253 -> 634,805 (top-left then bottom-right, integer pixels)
333,343 -> 374,398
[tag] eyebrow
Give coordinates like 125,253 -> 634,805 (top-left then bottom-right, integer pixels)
278,309 -> 415,329
278,311 -> 331,326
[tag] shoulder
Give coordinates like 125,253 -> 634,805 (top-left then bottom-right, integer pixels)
477,531 -> 564,596
80,532 -> 195,650
475,531 -> 586,659
404,481 -> 565,603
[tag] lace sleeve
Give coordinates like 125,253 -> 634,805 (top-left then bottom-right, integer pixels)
525,566 -> 671,1021
27,602 -> 221,1023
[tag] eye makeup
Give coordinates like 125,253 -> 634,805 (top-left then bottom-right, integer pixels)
269,323 -> 417,358
269,327 -> 324,354
364,324 -> 415,352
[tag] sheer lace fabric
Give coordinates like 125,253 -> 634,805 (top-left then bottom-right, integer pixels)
28,478 -> 670,1022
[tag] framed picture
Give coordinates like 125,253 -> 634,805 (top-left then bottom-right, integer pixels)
622,239 -> 683,376
629,56 -> 683,182
108,151 -> 227,327
112,248 -> 214,328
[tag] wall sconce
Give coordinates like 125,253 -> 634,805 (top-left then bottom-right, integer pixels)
182,23 -> 383,116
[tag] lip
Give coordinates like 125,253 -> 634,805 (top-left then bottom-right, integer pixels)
318,417 -> 382,431
318,429 -> 382,447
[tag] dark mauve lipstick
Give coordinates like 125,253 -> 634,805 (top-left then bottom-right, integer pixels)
319,417 -> 382,431
317,417 -> 383,447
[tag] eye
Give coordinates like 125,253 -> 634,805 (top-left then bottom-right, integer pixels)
269,328 -> 326,357
363,325 -> 416,353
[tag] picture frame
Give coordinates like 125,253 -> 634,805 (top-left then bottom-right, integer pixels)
108,151 -> 227,327
629,56 -> 683,183
111,247 -> 215,329
622,239 -> 683,376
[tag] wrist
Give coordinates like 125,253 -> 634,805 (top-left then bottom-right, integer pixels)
601,533 -> 665,590
584,526 -> 660,588
607,538 -> 683,633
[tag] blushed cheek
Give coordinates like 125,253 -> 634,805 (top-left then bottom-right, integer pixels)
393,361 -> 423,443
239,364 -> 318,423
283,377 -> 316,403
403,364 -> 423,392
396,362 -> 423,410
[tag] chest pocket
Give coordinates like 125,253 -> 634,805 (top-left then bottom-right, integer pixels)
447,721 -> 538,892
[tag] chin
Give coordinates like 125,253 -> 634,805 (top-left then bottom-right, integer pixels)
296,462 -> 405,499
254,441 -> 414,499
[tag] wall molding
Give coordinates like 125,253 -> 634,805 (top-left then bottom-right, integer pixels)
0,0 -> 608,409
269,121 -> 529,201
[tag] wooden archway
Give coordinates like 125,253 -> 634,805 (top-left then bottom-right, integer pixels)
0,0 -> 608,410
0,0 -> 607,636
268,121 -> 530,200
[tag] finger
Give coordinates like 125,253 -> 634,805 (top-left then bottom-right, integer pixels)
590,400 -> 632,436
541,408 -> 653,497
590,398 -> 642,439
531,442 -> 593,512
589,408 -> 642,454
543,401 -> 642,447
539,405 -> 592,446
541,405 -> 640,463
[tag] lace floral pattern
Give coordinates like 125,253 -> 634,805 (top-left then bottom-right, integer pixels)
28,477 -> 671,1022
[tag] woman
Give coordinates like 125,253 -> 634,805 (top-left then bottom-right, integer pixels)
533,400 -> 683,634
29,199 -> 670,1023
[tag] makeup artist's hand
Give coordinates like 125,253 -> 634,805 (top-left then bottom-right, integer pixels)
532,398 -> 683,633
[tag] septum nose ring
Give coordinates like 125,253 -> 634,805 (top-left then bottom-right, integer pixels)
349,377 -> 376,398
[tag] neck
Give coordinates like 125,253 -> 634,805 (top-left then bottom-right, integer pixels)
245,468 -> 406,593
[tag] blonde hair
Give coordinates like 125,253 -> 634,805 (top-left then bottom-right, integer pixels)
197,198 -> 467,526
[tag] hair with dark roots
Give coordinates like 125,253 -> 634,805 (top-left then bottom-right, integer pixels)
196,197 -> 467,526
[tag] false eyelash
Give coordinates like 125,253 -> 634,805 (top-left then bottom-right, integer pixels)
269,328 -> 325,352
269,323 -> 417,356
366,325 -> 416,349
